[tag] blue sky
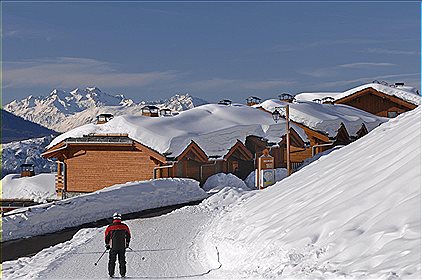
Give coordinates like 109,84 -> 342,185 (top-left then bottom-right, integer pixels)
2,2 -> 421,104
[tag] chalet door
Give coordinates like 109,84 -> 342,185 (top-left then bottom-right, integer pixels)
186,160 -> 201,181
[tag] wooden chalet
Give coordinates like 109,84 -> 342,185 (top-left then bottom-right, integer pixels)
42,134 -> 167,197
334,86 -> 418,118
245,128 -> 306,172
254,106 -> 371,169
42,134 -> 273,197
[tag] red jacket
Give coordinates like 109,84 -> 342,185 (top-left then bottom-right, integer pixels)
105,220 -> 131,250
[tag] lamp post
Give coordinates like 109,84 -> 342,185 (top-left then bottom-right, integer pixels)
272,104 -> 291,176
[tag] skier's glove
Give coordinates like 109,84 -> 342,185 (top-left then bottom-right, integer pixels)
106,244 -> 111,250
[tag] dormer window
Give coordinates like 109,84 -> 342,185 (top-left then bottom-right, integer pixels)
218,99 -> 232,106
96,113 -> 114,124
387,111 -> 398,118
246,96 -> 261,106
141,105 -> 160,117
321,97 -> 335,104
160,108 -> 172,117
278,93 -> 295,103
20,163 -> 35,177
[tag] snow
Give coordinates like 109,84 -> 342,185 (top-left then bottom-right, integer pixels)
3,107 -> 420,279
203,106 -> 421,278
1,173 -> 56,203
298,145 -> 345,170
203,173 -> 250,193
47,104 -> 308,159
2,178 -> 207,242
295,82 -> 421,106
255,99 -> 388,137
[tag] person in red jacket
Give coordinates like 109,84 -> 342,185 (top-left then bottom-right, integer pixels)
105,212 -> 131,278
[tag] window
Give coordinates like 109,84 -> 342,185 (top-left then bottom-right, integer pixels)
387,111 -> 398,118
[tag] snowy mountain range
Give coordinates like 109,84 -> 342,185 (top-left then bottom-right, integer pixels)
4,87 -> 209,132
1,110 -> 57,143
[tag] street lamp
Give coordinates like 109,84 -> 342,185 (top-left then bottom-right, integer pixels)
272,105 -> 291,176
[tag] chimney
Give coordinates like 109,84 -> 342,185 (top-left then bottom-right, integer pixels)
218,99 -> 232,106
246,96 -> 261,106
278,93 -> 295,103
96,113 -> 114,124
20,163 -> 35,177
141,105 -> 159,117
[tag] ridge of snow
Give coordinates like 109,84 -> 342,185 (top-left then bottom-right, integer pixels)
46,104 -> 308,158
2,178 -> 207,242
255,99 -> 388,137
203,106 -> 421,278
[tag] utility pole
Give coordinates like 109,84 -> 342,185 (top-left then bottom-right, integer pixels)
286,104 -> 291,176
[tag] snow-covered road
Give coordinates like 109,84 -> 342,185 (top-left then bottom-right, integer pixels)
4,202 -> 223,279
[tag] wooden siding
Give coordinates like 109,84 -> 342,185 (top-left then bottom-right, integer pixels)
335,88 -> 417,117
65,146 -> 160,193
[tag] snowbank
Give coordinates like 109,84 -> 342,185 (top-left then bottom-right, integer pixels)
203,107 -> 421,279
2,173 -> 56,203
47,104 -> 307,158
203,173 -> 250,193
2,178 -> 207,242
244,168 -> 288,189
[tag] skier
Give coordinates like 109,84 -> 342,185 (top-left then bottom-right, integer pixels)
105,212 -> 131,278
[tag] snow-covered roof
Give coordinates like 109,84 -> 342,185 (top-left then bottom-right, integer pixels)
254,99 -> 388,138
47,104 -> 308,159
295,83 -> 421,106
2,173 -> 56,203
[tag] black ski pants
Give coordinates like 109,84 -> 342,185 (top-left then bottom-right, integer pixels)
108,249 -> 126,276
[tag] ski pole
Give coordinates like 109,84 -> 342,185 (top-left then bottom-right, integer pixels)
128,247 -> 145,261
94,248 -> 108,266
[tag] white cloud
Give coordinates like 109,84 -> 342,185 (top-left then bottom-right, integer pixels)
361,48 -> 420,56
300,62 -> 398,78
316,73 -> 420,88
339,62 -> 396,68
3,57 -> 181,88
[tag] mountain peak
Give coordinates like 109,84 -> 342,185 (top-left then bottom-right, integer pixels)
5,89 -> 209,132
86,87 -> 102,93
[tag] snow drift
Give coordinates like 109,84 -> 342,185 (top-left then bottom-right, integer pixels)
204,107 -> 421,279
2,178 -> 207,242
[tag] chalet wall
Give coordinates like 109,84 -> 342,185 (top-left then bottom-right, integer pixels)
65,146 -> 159,192
338,91 -> 415,117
